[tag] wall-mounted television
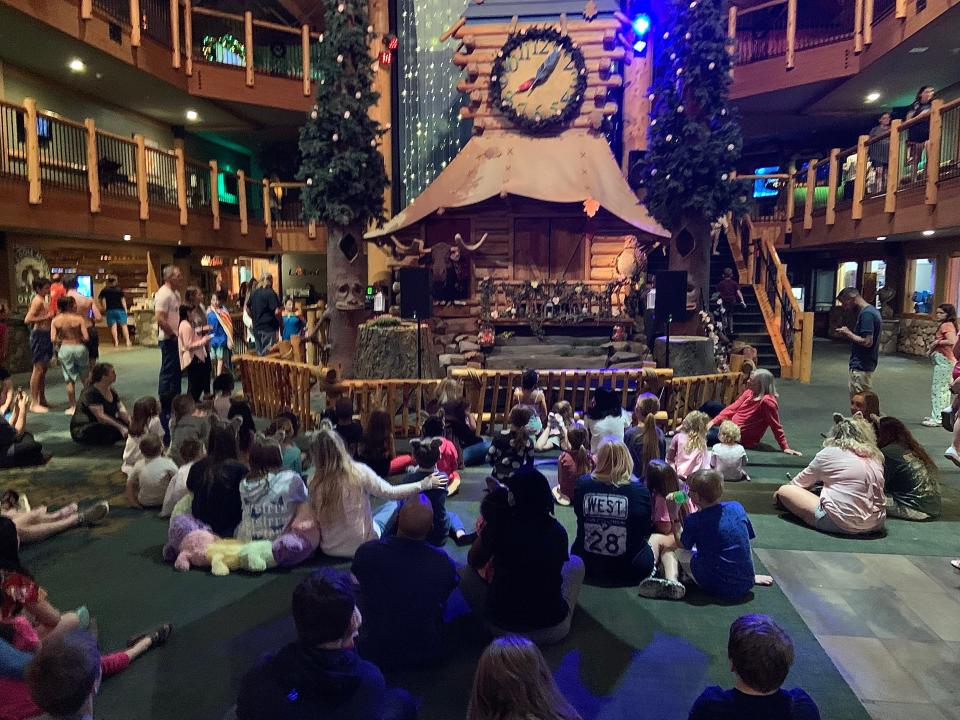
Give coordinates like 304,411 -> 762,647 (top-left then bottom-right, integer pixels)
75,275 -> 93,298
753,166 -> 781,198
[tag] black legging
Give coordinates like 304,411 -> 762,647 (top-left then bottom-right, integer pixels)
185,356 -> 211,402
72,422 -> 125,446
0,432 -> 44,468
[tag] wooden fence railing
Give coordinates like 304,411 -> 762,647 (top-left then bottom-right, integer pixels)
236,357 -> 749,437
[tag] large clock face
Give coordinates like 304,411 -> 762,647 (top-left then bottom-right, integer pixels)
490,28 -> 587,133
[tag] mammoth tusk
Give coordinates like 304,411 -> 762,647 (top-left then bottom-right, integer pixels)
456,232 -> 488,252
390,235 -> 425,256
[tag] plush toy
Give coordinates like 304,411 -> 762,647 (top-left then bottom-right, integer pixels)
238,541 -> 278,573
173,528 -> 219,572
206,538 -> 281,576
163,513 -> 212,564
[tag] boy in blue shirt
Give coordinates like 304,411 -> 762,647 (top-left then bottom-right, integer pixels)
689,614 -> 821,720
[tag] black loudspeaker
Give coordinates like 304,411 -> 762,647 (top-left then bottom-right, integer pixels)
399,267 -> 432,319
654,271 -> 688,321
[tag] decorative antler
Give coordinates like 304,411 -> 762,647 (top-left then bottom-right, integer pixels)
454,232 -> 488,252
390,235 -> 425,259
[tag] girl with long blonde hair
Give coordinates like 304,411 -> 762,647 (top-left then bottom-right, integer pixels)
308,424 -> 446,558
666,411 -> 711,479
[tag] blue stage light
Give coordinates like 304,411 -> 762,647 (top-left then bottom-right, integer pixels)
632,13 -> 651,55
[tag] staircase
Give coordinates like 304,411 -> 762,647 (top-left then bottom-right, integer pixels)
484,329 -> 650,371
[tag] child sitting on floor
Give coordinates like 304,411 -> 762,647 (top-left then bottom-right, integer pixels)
626,393 -> 666,481
535,400 -> 581,451
122,396 -> 163,477
333,396 -> 363,458
667,410 -> 712,479
487,407 -> 535,483
236,435 -> 309,543
266,416 -> 304,475
513,369 -> 549,436
554,427 -> 593,506
211,373 -> 235,421
639,469 -> 772,601
711,420 -> 749,482
689,614 -> 821,720
160,438 -> 205,518
125,435 -> 178,509
168,394 -> 210,465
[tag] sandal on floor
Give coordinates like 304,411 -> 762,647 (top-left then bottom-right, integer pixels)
127,623 -> 173,649
951,559 -> 960,572
552,485 -> 571,506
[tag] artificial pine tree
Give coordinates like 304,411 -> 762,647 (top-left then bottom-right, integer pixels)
298,0 -> 388,375
639,0 -> 742,303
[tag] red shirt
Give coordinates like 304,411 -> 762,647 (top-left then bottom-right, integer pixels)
713,391 -> 789,450
48,282 -> 66,315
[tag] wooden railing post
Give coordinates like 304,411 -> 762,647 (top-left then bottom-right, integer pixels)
853,0 -> 863,53
825,148 -> 839,226
895,0 -> 906,18
885,119 -> 900,213
925,99 -> 943,206
308,219 -> 317,239
727,4 -> 737,77
23,98 -> 41,205
863,0 -> 874,45
786,0 -> 796,69
174,147 -> 188,226
209,160 -> 220,230
237,169 -> 248,235
803,159 -> 817,230
84,119 -> 100,214
785,160 -> 796,234
301,25 -> 311,97
799,311 -> 814,383
263,179 -> 273,239
130,0 -> 142,47
134,134 -> 149,220
80,0 -> 92,20
244,11 -> 255,87
170,0 -> 181,69
852,134 -> 868,220
305,307 -> 318,365
184,0 -> 193,76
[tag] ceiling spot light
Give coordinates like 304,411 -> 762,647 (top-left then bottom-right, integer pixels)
865,92 -> 881,104
123,234 -> 131,241
876,235 -> 887,241
68,58 -> 86,73
185,109 -> 199,122
922,230 -> 935,236
909,46 -> 928,53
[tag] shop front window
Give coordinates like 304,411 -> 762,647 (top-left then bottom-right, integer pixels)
835,261 -> 859,296
814,268 -> 837,311
905,258 -> 936,314
864,260 -> 886,307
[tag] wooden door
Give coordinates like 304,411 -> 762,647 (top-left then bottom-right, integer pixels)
549,219 -> 586,280
513,218 -> 549,281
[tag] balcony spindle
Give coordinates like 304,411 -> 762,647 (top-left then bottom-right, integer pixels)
864,0 -> 874,46
786,0 -> 796,69
209,160 -> 220,230
84,119 -> 100,213
302,25 -> 311,96
263,179 -> 273,238
925,99 -> 943,206
727,5 -> 737,78
171,0 -> 181,69
174,147 -> 188,225
184,0 -> 193,76
853,0 -> 863,54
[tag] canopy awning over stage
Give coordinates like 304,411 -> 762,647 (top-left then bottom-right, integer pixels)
365,130 -> 670,240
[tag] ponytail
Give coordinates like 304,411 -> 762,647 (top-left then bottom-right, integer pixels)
573,446 -> 593,477
511,425 -> 527,454
641,414 -> 661,468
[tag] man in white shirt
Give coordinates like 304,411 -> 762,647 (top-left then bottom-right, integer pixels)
154,266 -> 183,427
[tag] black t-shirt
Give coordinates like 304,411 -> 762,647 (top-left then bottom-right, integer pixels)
850,305 -> 882,372
71,387 -> 121,436
189,458 -> 247,538
572,476 -> 652,582
335,421 -> 364,454
247,287 -> 281,332
98,286 -> 125,311
485,512 -> 569,630
688,686 -> 820,720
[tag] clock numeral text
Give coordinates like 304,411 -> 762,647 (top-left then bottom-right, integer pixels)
563,55 -> 577,71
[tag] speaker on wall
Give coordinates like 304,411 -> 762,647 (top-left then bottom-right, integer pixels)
399,267 -> 432,320
654,270 -> 687,320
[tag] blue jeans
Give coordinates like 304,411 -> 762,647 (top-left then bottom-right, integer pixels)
254,329 -> 278,356
158,337 -> 182,414
462,440 -> 492,466
0,638 -> 31,679
373,501 -> 400,534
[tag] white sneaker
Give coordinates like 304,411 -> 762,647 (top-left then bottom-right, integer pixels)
638,577 -> 686,600
921,418 -> 941,427
944,447 -> 960,469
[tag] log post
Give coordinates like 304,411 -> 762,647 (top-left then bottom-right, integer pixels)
244,11 -> 255,87
727,4 -> 737,79
301,25 -> 311,97
305,307 -> 317,366
863,0 -> 874,45
238,169 -> 248,235
84,119 -> 100,214
799,311 -> 814,383
184,0 -> 193,76
852,134 -> 868,220
263,179 -> 272,239
853,0 -> 863,54
825,148 -> 839,226
786,0 -> 796,69
134,134 -> 149,220
209,160 -> 220,230
174,147 -> 188,226
23,98 -> 41,205
80,0 -> 92,20
170,0 -> 181,69
885,120 -> 900,213
925,99 -> 943,206
130,0 -> 142,47
895,0 -> 906,18
803,159 -> 817,230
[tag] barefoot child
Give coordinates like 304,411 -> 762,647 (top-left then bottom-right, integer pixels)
554,427 -> 592,506
711,420 -> 749,482
49,296 -> 89,416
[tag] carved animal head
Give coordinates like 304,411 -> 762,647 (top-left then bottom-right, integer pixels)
334,281 -> 366,311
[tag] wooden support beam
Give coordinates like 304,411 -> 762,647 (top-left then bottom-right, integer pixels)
925,99 -> 943,206
237,169 -> 248,235
84,119 -> 100,214
263,179 -> 272,239
799,311 -> 814,383
209,160 -> 220,230
308,219 -> 317,239
863,0 -> 874,45
244,11 -> 255,87
184,0 -> 193,76
23,98 -> 41,205
134,134 -> 149,221
727,5 -> 737,78
853,0 -> 863,54
80,0 -> 92,20
852,134 -> 868,220
174,147 -> 188,226
130,0 -> 142,47
885,119 -> 900,213
895,0 -> 906,18
803,159 -> 817,230
785,160 -> 796,235
825,148 -> 839,225
786,0 -> 796,69
170,0 -> 181,69
301,25 -> 311,97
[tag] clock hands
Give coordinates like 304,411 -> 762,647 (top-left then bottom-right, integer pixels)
516,47 -> 562,94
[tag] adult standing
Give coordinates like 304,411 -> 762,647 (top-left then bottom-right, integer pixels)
48,272 -> 66,317
23,278 -> 53,413
154,266 -> 183,428
178,305 -> 211,402
98,276 -> 132,348
835,287 -> 882,397
716,268 -> 745,335
922,303 -> 957,427
905,85 -> 935,172
70,363 -> 129,445
66,277 -> 102,378
246,272 -> 281,356
867,112 -> 892,192
49,296 -> 89,416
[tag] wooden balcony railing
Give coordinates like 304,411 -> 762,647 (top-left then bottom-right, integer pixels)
0,96 -> 312,242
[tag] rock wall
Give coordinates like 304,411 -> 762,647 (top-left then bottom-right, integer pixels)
353,320 -> 442,379
897,317 -> 937,356
878,319 -> 900,355
4,317 -> 31,373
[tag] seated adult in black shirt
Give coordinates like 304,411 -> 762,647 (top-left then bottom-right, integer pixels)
70,363 -> 129,445
352,494 -> 459,670
236,568 -> 416,720
572,441 -> 654,585
688,614 -> 821,720
465,467 -> 584,645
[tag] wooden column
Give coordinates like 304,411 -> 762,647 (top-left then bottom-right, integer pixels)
130,0 -> 142,47
786,0 -> 796,69
23,98 -> 41,205
853,0 -> 864,54
134,134 -> 148,220
244,11 -> 254,87
84,119 -> 100,213
174,147 -> 188,225
184,0 -> 193,76
925,99 -> 943,206
170,0 -> 181,69
799,311 -> 814,383
852,134 -> 868,220
895,0 -> 906,18
308,219 -> 317,239
262,179 -> 272,239
369,0 -> 392,217
209,160 -> 220,230
785,160 -> 796,235
863,0 -> 874,45
803,159 -> 817,230
885,120 -> 900,213
301,25 -> 311,97
825,148 -> 839,225
80,0 -> 92,20
727,5 -> 737,78
237,169 -> 248,235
